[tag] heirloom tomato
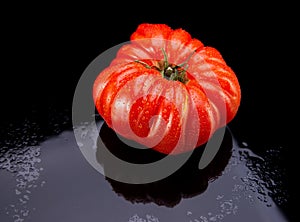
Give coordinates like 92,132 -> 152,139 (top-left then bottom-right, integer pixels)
93,23 -> 241,155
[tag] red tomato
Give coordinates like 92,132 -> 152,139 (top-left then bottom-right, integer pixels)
93,23 -> 241,155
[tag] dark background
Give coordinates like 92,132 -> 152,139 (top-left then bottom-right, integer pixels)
1,3 -> 298,221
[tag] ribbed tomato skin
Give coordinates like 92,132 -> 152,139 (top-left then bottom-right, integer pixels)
93,23 -> 241,154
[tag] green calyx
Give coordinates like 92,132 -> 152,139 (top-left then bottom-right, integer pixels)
135,48 -> 195,84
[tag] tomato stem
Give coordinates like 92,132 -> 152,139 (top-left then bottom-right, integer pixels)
177,50 -> 195,70
161,48 -> 169,69
134,49 -> 195,84
159,48 -> 191,84
134,60 -> 152,69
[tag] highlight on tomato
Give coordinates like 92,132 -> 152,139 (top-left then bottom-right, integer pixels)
93,23 -> 241,155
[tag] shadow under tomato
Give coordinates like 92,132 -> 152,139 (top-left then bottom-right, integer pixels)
96,123 -> 233,208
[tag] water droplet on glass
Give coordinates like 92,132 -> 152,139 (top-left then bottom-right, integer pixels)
216,195 -> 224,200
1,144 -> 44,221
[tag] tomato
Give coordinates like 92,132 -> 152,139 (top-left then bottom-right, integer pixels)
93,23 -> 241,155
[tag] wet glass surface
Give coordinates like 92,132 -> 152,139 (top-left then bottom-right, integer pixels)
0,111 -> 292,222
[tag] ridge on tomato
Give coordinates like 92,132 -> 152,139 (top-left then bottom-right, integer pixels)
93,23 -> 241,155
